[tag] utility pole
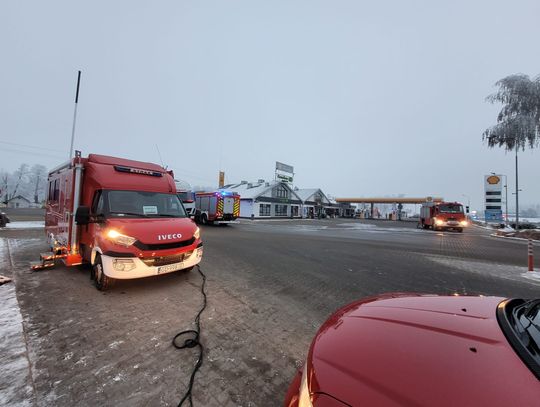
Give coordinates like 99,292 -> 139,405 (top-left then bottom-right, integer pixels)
503,174 -> 508,225
515,147 -> 519,230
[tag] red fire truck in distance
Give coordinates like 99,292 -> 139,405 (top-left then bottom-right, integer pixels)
37,152 -> 203,290
420,201 -> 468,232
194,191 -> 240,225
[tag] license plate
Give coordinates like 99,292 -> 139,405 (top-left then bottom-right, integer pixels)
157,262 -> 184,274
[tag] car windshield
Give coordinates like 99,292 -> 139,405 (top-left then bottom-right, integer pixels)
439,204 -> 464,213
104,190 -> 187,218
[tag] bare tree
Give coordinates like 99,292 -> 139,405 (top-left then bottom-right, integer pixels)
1,172 -> 8,204
29,164 -> 47,203
10,163 -> 29,200
483,73 -> 540,228
483,74 -> 540,150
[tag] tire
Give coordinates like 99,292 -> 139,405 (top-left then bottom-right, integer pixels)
457,228 -> 463,233
92,254 -> 115,291
201,214 -> 208,225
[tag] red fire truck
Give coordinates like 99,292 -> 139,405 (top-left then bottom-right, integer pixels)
175,179 -> 196,218
420,201 -> 468,232
35,151 -> 203,290
194,191 -> 240,225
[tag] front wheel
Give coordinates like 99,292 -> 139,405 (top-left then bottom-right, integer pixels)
457,228 -> 463,233
92,254 -> 115,291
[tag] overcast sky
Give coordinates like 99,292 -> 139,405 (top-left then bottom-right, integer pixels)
2,0 -> 539,210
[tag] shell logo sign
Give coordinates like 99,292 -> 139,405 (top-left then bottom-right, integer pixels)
486,175 -> 501,185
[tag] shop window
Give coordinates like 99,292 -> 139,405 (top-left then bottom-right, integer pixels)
259,204 -> 271,216
275,204 -> 287,216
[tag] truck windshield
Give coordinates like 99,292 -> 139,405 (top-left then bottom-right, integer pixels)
177,191 -> 195,203
439,204 -> 464,213
104,190 -> 187,218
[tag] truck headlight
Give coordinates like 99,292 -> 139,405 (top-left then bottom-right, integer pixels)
193,227 -> 200,240
460,220 -> 468,226
105,229 -> 137,247
298,362 -> 313,407
435,218 -> 444,226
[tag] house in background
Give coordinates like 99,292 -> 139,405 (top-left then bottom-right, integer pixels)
225,180 -> 303,218
7,195 -> 32,208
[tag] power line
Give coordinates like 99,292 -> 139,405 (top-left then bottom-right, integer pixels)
0,147 -> 65,160
0,140 -> 64,153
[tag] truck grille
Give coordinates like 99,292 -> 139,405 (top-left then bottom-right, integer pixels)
133,237 -> 195,251
141,251 -> 193,267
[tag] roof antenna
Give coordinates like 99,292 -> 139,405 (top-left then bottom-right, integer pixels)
155,144 -> 166,169
69,70 -> 82,161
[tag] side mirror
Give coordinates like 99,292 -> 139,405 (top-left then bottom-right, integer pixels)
75,206 -> 91,225
466,206 -> 470,214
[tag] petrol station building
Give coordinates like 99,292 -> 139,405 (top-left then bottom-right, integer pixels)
224,180 -> 304,218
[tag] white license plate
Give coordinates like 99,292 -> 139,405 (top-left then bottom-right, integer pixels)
157,262 -> 184,274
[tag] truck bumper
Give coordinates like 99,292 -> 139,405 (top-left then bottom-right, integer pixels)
100,246 -> 203,279
439,221 -> 465,228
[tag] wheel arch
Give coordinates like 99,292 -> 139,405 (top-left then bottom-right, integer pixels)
91,247 -> 103,265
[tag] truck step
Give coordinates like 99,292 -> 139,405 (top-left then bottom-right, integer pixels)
39,252 -> 64,261
30,261 -> 55,271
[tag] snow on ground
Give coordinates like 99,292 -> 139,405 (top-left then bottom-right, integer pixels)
0,284 -> 34,406
4,221 -> 44,229
522,271 -> 540,282
424,255 -> 540,287
0,238 -> 35,406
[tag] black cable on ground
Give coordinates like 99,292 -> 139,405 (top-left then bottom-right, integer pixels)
172,265 -> 207,407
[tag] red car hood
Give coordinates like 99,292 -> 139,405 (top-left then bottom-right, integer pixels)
105,217 -> 197,244
309,294 -> 540,406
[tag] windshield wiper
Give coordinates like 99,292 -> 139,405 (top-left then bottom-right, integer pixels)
514,299 -> 540,318
109,212 -> 148,217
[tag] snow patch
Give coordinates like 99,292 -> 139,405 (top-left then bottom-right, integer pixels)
108,340 -> 125,349
4,221 -> 44,229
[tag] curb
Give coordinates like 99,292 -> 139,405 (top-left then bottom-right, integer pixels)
489,233 -> 540,244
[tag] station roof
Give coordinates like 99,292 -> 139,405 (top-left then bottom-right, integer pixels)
335,197 -> 444,204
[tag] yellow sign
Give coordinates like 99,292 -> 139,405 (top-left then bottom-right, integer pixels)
218,171 -> 225,188
486,175 -> 500,185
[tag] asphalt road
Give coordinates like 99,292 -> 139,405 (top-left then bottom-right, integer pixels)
1,218 -> 539,406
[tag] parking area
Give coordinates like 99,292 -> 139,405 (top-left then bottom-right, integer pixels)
1,218 -> 539,406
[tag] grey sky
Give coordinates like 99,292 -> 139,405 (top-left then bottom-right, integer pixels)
2,0 -> 539,210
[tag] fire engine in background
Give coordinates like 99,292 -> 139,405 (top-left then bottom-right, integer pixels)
420,201 -> 468,232
175,179 -> 196,218
194,190 -> 240,225
35,151 -> 203,290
